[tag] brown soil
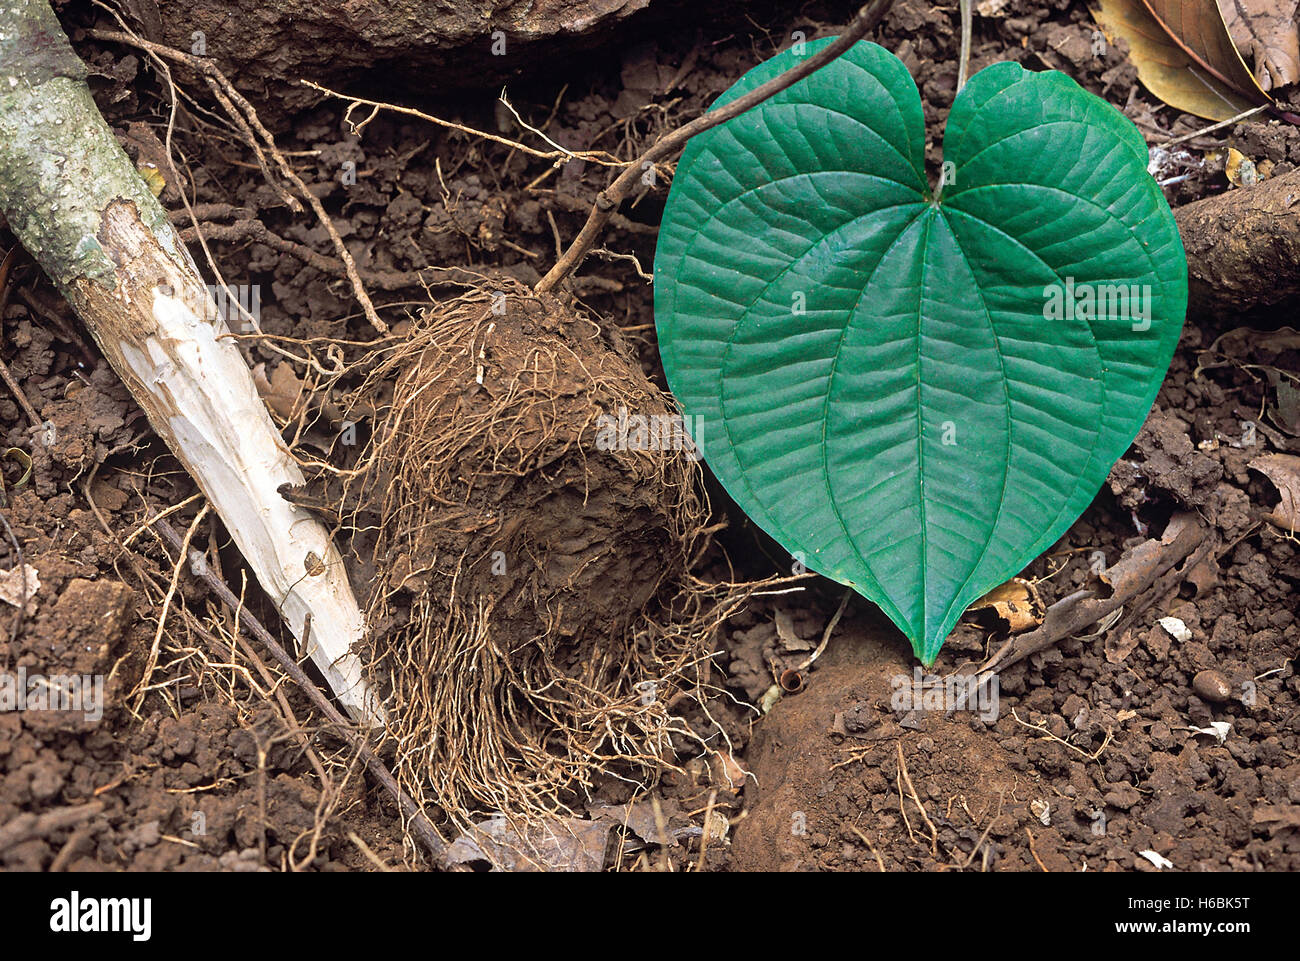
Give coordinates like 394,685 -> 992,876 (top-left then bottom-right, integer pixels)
1,0 -> 1296,871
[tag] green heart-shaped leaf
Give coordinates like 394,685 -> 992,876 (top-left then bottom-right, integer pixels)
654,40 -> 1187,664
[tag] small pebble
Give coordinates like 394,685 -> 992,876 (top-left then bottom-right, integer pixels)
1192,669 -> 1232,703
1158,616 -> 1192,643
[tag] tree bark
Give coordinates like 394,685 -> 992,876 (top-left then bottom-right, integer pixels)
1176,168 -> 1300,317
0,0 -> 380,723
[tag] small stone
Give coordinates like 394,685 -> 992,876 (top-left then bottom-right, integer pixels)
1192,669 -> 1232,703
1158,616 -> 1192,643
1105,782 -> 1142,811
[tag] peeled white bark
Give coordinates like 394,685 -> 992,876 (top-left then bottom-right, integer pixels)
102,205 -> 382,724
0,0 -> 381,724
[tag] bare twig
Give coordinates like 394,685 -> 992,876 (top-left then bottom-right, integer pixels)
534,0 -> 897,292
975,513 -> 1211,682
1154,105 -> 1268,148
896,741 -> 939,856
146,514 -> 451,865
0,801 -> 104,853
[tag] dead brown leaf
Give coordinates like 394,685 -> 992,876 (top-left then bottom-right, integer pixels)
1219,0 -> 1300,90
773,607 -> 812,652
445,815 -> 612,871
1248,453 -> 1300,532
1092,0 -> 1270,119
0,564 -> 40,609
252,361 -> 306,422
1274,380 -> 1300,434
969,577 -> 1045,634
590,800 -> 699,846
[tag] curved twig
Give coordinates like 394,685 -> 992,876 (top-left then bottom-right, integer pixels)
535,0 -> 897,292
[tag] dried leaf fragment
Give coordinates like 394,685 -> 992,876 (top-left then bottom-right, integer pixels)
969,578 -> 1045,634
1092,0 -> 1269,119
1248,453 -> 1300,532
0,564 -> 40,609
1218,0 -> 1300,90
445,816 -> 612,872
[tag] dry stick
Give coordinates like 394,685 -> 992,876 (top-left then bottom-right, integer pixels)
0,344 -> 40,428
1,2 -> 379,723
896,741 -> 939,856
147,514 -> 451,865
0,801 -> 104,853
973,513 -> 1210,682
1154,105 -> 1268,148
534,0 -> 897,292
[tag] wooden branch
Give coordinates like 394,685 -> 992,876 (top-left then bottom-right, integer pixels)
0,0 -> 380,723
978,513 -> 1212,678
534,0 -> 897,292
1175,165 -> 1300,316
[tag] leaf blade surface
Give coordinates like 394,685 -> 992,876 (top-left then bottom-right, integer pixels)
654,41 -> 1187,662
